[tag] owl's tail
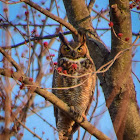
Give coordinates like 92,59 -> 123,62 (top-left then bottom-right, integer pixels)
57,112 -> 77,140
59,132 -> 73,140
58,123 -> 80,140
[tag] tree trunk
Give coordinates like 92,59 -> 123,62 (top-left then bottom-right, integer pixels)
63,0 -> 140,139
108,0 -> 140,139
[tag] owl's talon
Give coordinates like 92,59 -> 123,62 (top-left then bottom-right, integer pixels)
81,114 -> 87,123
70,106 -> 79,117
70,106 -> 75,114
82,114 -> 87,120
69,106 -> 86,122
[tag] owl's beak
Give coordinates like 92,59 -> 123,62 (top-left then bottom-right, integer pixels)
71,51 -> 77,58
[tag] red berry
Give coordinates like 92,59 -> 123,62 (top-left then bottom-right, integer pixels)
20,83 -> 24,90
50,68 -> 53,73
43,42 -> 48,47
53,62 -> 58,65
137,6 -> 140,10
3,8 -> 8,12
16,15 -> 20,19
11,69 -> 14,74
136,0 -> 140,3
129,4 -> 134,9
50,54 -> 55,57
21,53 -> 25,58
29,77 -> 33,82
108,22 -> 114,27
22,5 -> 27,8
28,86 -> 31,90
31,29 -> 36,34
19,133 -> 23,136
42,131 -> 45,134
95,4 -> 98,8
46,56 -> 50,60
118,33 -> 123,38
42,19 -> 45,23
19,77 -> 23,82
125,37 -> 130,41
25,11 -> 29,16
71,64 -> 77,70
57,67 -> 62,73
55,27 -> 60,33
63,70 -> 67,74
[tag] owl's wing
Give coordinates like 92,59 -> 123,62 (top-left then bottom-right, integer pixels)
52,69 -> 58,126
52,67 -> 96,133
85,75 -> 96,116
52,68 -> 80,134
71,74 -> 96,134
71,92 -> 95,135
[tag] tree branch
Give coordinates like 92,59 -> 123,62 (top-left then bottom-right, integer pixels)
0,47 -> 22,72
0,68 -> 110,140
0,45 -> 110,139
13,114 -> 42,140
1,31 -> 71,49
87,0 -> 95,13
20,0 -> 78,35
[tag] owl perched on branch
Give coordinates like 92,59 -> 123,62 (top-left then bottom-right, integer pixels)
52,33 -> 96,140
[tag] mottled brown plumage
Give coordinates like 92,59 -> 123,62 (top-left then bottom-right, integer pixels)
52,33 -> 96,140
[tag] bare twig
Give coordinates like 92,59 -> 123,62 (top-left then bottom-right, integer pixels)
92,9 -> 110,22
132,71 -> 140,83
0,68 -> 110,140
0,0 -> 21,4
1,31 -> 71,49
0,47 -> 23,72
20,0 -> 78,35
0,13 -> 29,46
13,114 -> 43,140
25,5 -> 31,76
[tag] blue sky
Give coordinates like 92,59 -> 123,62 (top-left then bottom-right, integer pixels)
0,0 -> 140,140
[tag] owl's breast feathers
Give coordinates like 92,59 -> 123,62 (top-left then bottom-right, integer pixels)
53,56 -> 95,114
52,56 -> 96,139
58,57 -> 93,75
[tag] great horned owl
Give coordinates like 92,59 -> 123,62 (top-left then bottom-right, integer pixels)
52,33 -> 96,140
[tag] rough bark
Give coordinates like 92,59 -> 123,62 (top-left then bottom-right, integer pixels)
63,0 -> 140,139
108,0 -> 140,139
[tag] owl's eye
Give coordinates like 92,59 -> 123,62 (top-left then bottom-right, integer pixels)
77,46 -> 83,52
64,46 -> 70,52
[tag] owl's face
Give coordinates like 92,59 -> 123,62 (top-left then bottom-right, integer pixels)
59,41 -> 87,59
57,33 -> 94,75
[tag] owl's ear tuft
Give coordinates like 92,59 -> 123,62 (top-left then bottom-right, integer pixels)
59,32 -> 69,46
78,32 -> 86,44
